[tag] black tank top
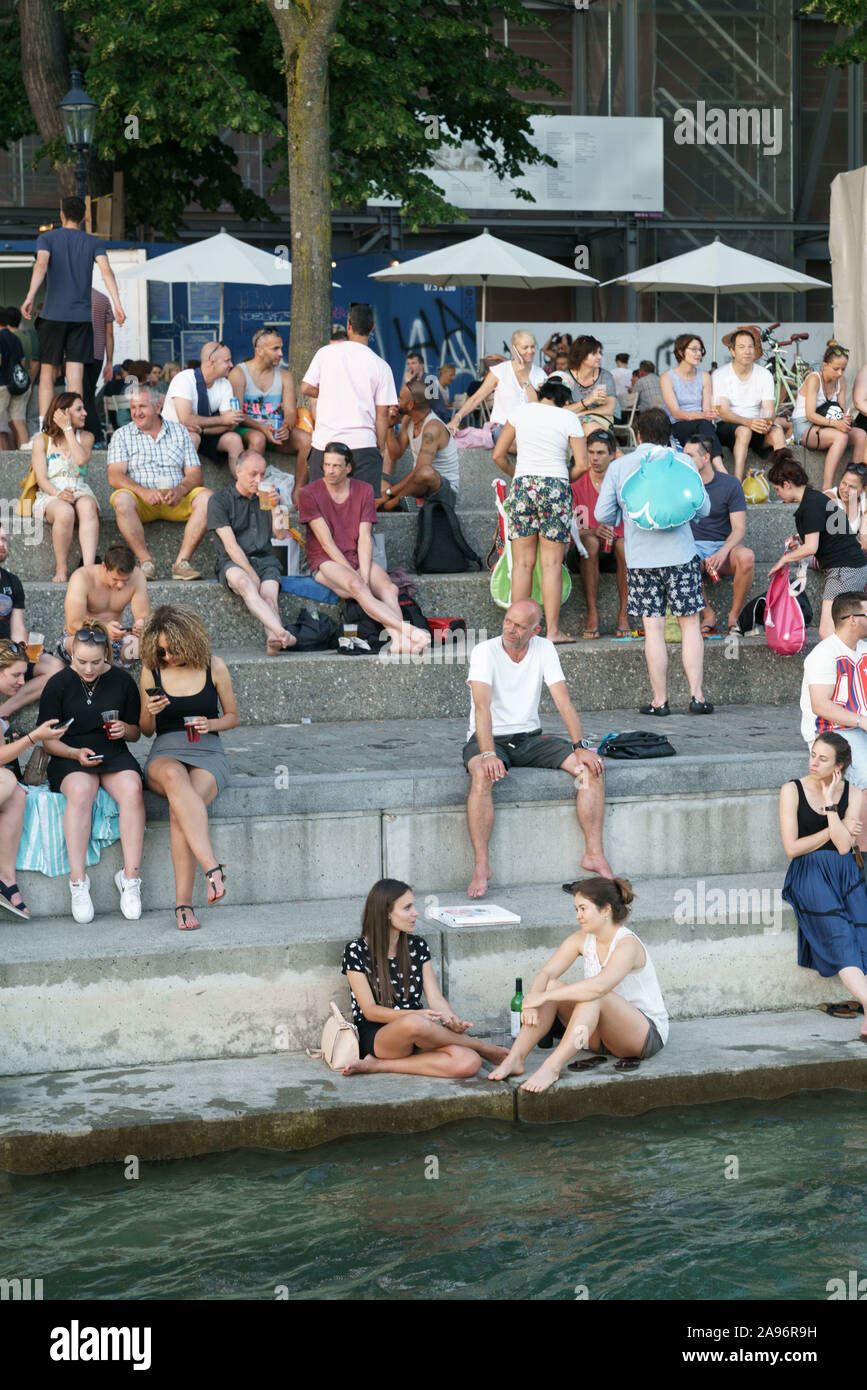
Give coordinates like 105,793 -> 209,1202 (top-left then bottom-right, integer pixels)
153,664 -> 220,735
792,778 -> 850,837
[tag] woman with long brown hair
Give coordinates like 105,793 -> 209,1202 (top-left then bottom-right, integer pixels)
30,391 -> 98,582
139,605 -> 238,931
341,878 -> 509,1076
490,876 -> 669,1093
0,639 -> 68,917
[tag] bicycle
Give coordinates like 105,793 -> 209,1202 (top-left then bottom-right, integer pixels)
760,322 -> 811,417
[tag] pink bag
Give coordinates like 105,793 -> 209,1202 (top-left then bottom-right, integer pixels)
764,564 -> 806,655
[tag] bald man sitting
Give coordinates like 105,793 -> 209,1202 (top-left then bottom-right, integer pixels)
462,600 -> 612,897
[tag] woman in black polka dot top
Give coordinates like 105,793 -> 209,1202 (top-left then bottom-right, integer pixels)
341,878 -> 510,1077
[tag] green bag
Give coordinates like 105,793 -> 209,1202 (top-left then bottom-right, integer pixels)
490,481 -> 572,611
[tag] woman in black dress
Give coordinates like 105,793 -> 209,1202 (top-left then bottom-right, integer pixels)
139,605 -> 238,931
39,621 -> 145,924
780,732 -> 867,1038
341,878 -> 509,1076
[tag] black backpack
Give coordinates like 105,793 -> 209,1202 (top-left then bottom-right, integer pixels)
414,492 -> 483,574
738,588 -> 813,634
286,606 -> 340,651
598,731 -> 676,759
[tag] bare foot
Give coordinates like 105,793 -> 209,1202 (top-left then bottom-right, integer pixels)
406,623 -> 432,650
476,1041 -> 510,1064
520,1062 -> 561,1093
342,1055 -> 380,1075
467,865 -> 491,898
488,1054 -> 526,1081
548,629 -> 576,644
581,852 -> 614,880
52,572 -> 68,584
700,607 -> 716,630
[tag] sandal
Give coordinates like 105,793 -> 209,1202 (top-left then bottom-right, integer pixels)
581,628 -> 600,640
568,1055 -> 608,1072
614,627 -> 631,639
819,1001 -> 863,1018
614,1057 -> 641,1071
204,864 -> 227,905
0,878 -> 29,919
700,623 -> 719,637
175,904 -> 201,932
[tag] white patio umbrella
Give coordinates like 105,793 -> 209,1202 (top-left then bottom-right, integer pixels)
600,237 -> 830,362
370,229 -> 597,368
115,230 -> 335,337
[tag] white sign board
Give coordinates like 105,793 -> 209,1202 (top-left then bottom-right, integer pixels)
370,116 -> 664,213
92,248 -> 149,362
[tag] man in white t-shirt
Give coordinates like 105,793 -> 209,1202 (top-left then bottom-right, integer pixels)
161,341 -> 244,475
462,599 -> 612,898
299,302 -> 397,494
800,590 -> 867,848
611,354 -> 632,397
711,325 -> 788,480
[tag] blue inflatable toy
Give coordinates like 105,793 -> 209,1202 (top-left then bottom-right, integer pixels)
620,447 -> 706,530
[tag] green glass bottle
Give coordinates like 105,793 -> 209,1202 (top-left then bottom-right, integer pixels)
510,977 -> 524,1037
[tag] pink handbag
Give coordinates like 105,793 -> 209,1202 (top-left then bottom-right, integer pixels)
306,1001 -> 360,1071
764,563 -> 806,656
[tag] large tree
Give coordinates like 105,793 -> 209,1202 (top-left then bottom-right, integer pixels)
1,0 -> 557,370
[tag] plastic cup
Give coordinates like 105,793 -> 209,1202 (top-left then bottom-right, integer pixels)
229,397 -> 241,411
258,486 -> 274,511
184,716 -> 201,744
343,623 -> 359,639
26,631 -> 43,662
101,708 -> 120,738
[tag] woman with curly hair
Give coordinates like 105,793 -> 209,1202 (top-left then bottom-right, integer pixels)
139,605 -> 238,930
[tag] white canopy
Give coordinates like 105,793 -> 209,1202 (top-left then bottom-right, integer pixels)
600,237 -> 830,360
371,230 -> 597,365
115,231 -> 308,336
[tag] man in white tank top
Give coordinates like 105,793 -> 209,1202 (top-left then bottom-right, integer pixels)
379,380 -> 461,511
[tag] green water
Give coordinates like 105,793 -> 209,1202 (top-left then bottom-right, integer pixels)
2,1090 -> 865,1300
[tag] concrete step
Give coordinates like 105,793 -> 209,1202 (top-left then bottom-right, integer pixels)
4,703 -> 803,916
0,876 -> 844,1076
3,1008 -> 864,1172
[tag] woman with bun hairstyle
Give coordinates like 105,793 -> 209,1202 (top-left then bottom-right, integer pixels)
341,878 -> 510,1077
791,342 -> 865,490
489,876 -> 669,1092
780,732 -> 867,1037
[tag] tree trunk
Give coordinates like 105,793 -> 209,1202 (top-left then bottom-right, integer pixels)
271,0 -> 343,383
19,0 -> 76,199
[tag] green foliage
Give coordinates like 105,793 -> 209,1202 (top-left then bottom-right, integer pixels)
799,0 -> 867,65
1,0 -> 557,233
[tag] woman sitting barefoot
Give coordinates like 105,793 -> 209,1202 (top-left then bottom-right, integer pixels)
341,878 -> 509,1077
298,443 -> 431,655
489,876 -> 669,1093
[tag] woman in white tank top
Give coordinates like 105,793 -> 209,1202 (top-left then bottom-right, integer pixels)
489,876 -> 669,1093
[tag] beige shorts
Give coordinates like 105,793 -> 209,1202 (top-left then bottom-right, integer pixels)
0,384 -> 31,421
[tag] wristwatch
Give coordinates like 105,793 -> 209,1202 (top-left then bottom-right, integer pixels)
385,487 -> 393,498
572,739 -> 591,750
824,804 -> 840,813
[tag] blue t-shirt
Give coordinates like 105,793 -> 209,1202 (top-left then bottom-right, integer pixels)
36,227 -> 102,321
690,471 -> 746,544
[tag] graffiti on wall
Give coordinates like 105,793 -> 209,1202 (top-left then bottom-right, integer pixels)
392,295 -> 477,388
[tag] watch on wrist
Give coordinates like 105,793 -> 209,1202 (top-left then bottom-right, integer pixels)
824,804 -> 839,813
572,739 -> 591,750
385,487 -> 393,498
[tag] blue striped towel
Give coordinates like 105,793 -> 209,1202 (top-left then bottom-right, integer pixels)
16,785 -> 120,877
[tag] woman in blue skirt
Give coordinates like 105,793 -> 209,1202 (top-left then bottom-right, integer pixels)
780,731 -> 867,1036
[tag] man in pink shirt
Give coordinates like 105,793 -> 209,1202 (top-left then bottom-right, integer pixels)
298,302 -> 397,495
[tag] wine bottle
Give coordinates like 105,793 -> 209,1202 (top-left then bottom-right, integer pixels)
510,977 -> 524,1037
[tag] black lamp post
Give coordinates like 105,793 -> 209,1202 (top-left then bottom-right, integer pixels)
58,67 -> 97,199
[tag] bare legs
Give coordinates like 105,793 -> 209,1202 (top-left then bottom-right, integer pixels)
0,769 -> 27,910
111,489 -> 211,569
61,768 -> 144,884
465,751 -> 611,898
577,533 -> 628,635
642,612 -> 705,705
146,759 -> 222,917
699,545 -> 756,633
314,558 -> 431,654
43,496 -> 100,582
837,966 -> 867,1038
342,1012 -> 509,1077
224,569 -> 295,653
490,989 -> 651,1092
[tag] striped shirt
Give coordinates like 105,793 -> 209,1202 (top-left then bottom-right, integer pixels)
107,419 -> 200,488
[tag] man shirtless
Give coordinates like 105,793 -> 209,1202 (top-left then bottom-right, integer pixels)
379,379 -> 461,510
61,542 -> 150,664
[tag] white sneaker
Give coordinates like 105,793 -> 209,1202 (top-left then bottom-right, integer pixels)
115,869 -> 142,920
69,875 -> 94,923
20,437 -> 35,451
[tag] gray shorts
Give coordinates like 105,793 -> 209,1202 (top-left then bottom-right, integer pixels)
595,1014 -> 666,1058
462,728 -> 572,771
217,553 -> 282,588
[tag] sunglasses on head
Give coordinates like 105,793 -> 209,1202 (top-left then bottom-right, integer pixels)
75,629 -> 108,645
592,432 -> 615,447
848,464 -> 867,477
1,641 -> 26,656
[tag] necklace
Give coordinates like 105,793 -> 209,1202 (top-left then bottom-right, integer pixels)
77,670 -> 103,706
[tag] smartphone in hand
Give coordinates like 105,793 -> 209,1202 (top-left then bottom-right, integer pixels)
145,687 -> 163,697
57,717 -> 75,732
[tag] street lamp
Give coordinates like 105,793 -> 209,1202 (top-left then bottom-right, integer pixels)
58,67 -> 97,199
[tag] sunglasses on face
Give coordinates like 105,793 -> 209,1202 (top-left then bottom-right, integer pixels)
75,629 -> 108,645
157,647 -> 175,661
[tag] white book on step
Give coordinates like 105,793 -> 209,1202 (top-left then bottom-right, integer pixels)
431,903 -> 522,927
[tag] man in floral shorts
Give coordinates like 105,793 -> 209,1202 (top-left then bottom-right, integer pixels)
595,408 -> 714,715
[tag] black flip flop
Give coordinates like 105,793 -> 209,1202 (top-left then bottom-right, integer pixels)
819,1002 -> 864,1018
614,1057 -> 641,1072
0,878 -> 29,919
568,1055 -> 608,1072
